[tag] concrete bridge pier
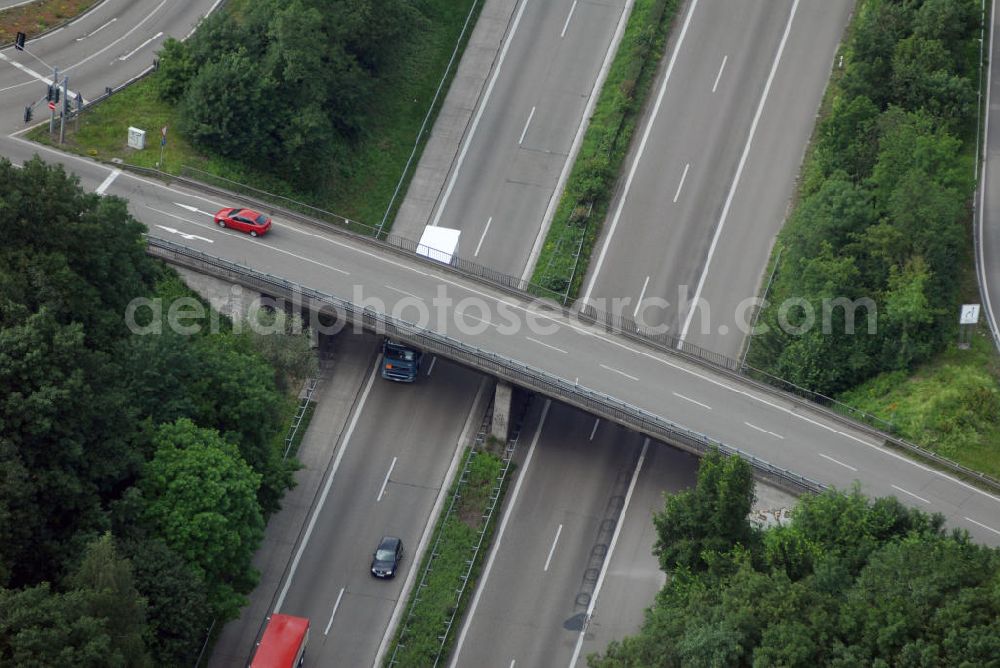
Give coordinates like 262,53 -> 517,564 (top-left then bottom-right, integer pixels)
491,381 -> 512,442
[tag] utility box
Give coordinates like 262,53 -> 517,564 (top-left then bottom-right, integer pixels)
127,126 -> 146,150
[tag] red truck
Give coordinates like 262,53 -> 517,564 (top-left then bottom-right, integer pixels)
251,614 -> 309,667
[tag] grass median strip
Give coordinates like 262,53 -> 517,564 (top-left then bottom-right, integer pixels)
530,0 -> 681,302
386,438 -> 510,667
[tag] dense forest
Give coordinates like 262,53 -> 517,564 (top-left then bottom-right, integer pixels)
747,0 -> 981,395
154,0 -> 425,186
590,451 -> 1000,666
0,158 -> 313,665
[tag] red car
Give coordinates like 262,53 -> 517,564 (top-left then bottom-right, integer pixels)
214,207 -> 272,237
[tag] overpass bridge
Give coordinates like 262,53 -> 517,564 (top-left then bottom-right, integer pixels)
139,182 -> 1000,545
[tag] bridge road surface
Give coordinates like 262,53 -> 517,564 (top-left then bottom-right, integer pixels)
580,0 -> 854,360
396,0 -> 627,273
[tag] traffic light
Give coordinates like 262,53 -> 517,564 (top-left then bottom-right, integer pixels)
53,86 -> 59,104
15,32 -> 26,51
46,84 -> 54,102
23,106 -> 32,123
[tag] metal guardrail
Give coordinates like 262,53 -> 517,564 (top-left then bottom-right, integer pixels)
282,378 -> 319,460
146,237 -> 827,495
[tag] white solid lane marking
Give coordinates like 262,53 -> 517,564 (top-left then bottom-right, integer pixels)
543,524 -> 564,572
377,457 -> 398,502
173,202 -> 202,213
673,392 -> 711,410
819,452 -> 857,472
426,356 -> 437,376
386,284 -> 421,299
456,309 -> 496,328
672,163 -> 690,203
95,169 -> 121,195
569,439 -> 649,668
526,336 -> 568,354
965,516 -> 1000,537
274,361 -> 380,612
76,17 -> 117,41
449,401 -> 551,668
154,225 -> 213,244
581,0 -> 701,302
892,484 -> 930,504
474,217 -> 493,257
324,587 -> 346,635
589,418 -> 600,441
632,275 -> 650,318
430,0 -> 532,227
600,363 -> 638,381
560,0 -> 578,37
678,0 -> 800,346
518,106 -> 536,145
117,31 -> 163,61
744,421 -> 782,439
712,54 -> 729,92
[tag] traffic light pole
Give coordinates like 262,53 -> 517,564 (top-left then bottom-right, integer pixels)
59,75 -> 69,144
48,67 -> 58,135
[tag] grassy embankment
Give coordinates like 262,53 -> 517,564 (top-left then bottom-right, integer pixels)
28,0 -> 482,231
0,0 -> 95,44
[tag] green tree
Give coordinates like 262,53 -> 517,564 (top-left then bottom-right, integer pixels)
812,96 -> 881,182
652,450 -> 757,573
891,36 -> 974,126
840,0 -> 917,107
0,584 -> 116,667
189,334 -> 292,514
125,538 -> 212,666
912,0 -> 980,66
154,38 -> 196,103
66,533 -> 151,666
0,306 -> 139,585
178,52 -> 277,163
245,308 -> 319,394
140,419 -> 264,619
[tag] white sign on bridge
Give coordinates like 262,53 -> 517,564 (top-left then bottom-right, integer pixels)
417,226 -> 460,264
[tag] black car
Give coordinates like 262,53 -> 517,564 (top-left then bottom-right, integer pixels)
371,536 -> 403,578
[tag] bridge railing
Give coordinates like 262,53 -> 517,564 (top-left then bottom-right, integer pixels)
146,237 -> 827,496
